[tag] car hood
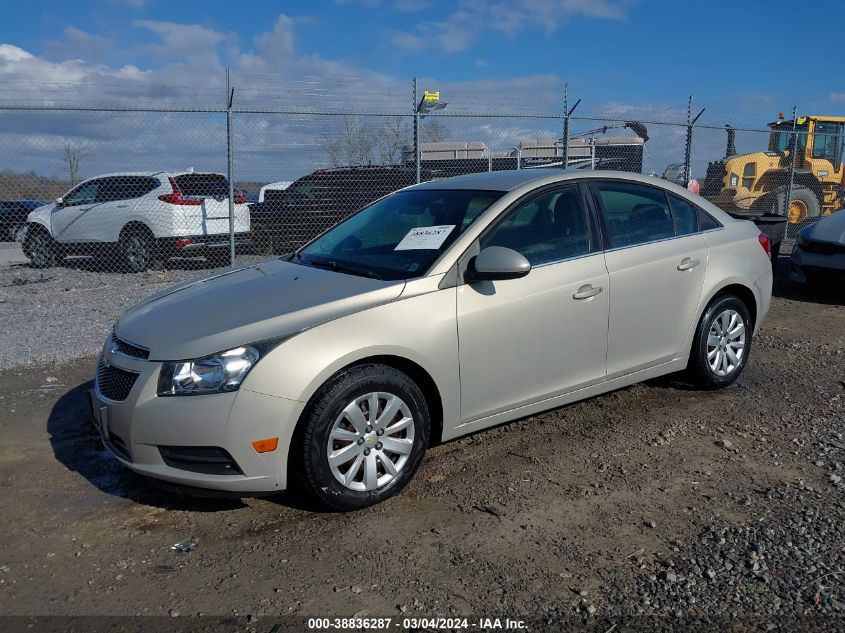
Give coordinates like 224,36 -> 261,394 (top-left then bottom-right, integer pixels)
802,209 -> 845,245
116,259 -> 405,360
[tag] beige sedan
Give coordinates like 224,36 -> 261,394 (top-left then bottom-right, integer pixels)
91,170 -> 773,509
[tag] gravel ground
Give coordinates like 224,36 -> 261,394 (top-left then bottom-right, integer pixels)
0,253 -> 842,630
0,249 -> 267,369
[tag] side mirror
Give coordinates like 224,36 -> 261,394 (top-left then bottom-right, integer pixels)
54,197 -> 64,208
465,246 -> 531,282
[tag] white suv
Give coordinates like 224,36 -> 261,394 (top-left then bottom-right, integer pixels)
23,171 -> 251,272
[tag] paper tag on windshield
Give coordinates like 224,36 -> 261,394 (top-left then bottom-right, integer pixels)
394,225 -> 455,251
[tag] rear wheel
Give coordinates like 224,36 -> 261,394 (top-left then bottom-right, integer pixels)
23,227 -> 56,268
120,228 -> 155,273
294,363 -> 430,511
687,294 -> 752,390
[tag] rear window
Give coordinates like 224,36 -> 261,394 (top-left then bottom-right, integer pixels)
174,173 -> 230,197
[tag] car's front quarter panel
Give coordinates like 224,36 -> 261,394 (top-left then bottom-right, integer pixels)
241,273 -> 460,462
25,205 -> 54,235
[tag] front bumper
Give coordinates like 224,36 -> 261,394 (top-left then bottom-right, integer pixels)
89,347 -> 302,494
789,244 -> 845,286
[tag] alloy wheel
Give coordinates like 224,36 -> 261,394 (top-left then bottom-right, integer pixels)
124,234 -> 149,271
28,234 -> 53,268
327,391 -> 415,492
706,309 -> 746,377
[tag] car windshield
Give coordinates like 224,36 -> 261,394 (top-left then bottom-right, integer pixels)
770,122 -> 808,153
296,189 -> 504,281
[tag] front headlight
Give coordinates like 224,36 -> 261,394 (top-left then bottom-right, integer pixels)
158,346 -> 260,396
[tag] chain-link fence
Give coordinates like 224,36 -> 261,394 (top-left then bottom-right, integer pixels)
0,73 -> 842,365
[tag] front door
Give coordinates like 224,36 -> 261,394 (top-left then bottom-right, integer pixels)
51,178 -> 103,243
457,184 -> 609,423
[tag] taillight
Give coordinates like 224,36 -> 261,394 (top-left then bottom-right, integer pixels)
234,192 -> 246,204
159,177 -> 202,206
758,232 -> 771,256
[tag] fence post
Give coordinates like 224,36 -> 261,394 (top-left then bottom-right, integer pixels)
683,95 -> 705,184
225,68 -> 235,267
562,85 -> 580,170
413,78 -> 420,184
783,105 -> 798,241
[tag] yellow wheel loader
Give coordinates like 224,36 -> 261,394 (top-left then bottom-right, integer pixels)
701,115 -> 845,224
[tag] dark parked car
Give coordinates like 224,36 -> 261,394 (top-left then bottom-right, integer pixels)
249,167 -> 416,254
0,200 -> 45,241
790,209 -> 845,286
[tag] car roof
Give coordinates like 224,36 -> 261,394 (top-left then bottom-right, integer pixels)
408,168 -> 679,192
79,171 -> 225,180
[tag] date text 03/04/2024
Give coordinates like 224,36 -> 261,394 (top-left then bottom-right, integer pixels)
307,617 -> 528,630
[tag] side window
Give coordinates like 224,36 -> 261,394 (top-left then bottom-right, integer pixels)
594,181 -> 674,248
481,186 -> 590,266
667,194 -> 698,236
63,180 -> 99,206
698,208 -> 722,231
742,163 -> 756,188
96,177 -> 122,202
125,177 -> 158,199
812,121 -> 843,165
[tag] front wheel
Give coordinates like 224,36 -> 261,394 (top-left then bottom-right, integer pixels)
687,294 -> 752,390
294,364 -> 430,511
24,228 -> 57,268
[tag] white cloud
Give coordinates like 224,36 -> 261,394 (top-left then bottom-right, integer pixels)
43,27 -> 115,63
0,10 -> 696,184
374,0 -> 629,53
830,92 -> 845,103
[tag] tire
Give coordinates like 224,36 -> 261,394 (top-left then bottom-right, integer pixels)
10,222 -> 25,242
120,228 -> 155,273
23,227 -> 56,269
294,363 -> 430,511
773,184 -> 821,225
687,294 -> 753,390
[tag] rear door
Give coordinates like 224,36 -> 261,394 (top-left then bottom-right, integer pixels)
173,173 -> 249,236
590,180 -> 708,378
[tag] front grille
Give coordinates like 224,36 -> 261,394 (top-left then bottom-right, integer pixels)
159,446 -> 243,476
96,361 -> 140,402
111,332 -> 149,359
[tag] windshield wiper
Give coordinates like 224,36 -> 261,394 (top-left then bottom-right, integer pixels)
301,256 -> 383,280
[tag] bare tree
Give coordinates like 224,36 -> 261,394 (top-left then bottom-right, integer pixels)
63,141 -> 81,186
323,116 -> 408,167
375,118 -> 410,165
423,118 -> 449,143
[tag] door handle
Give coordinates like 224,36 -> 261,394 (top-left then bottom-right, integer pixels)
677,257 -> 700,271
573,284 -> 602,300
116,204 -> 129,208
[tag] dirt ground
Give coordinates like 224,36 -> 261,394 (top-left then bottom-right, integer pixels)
0,262 -> 843,629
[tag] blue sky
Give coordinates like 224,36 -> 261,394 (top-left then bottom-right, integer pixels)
1,0 -> 840,113
0,0 -> 841,181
